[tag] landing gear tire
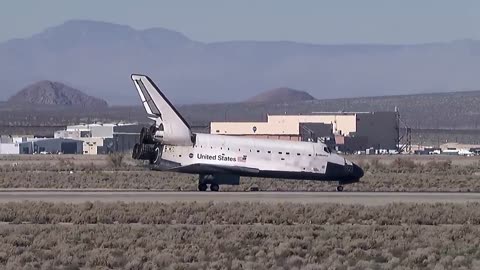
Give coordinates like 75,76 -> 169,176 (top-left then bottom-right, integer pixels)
210,183 -> 220,192
336,186 -> 344,192
198,184 -> 208,192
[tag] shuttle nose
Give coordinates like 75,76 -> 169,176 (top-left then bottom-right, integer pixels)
352,163 -> 364,179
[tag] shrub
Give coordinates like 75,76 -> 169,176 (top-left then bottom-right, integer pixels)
107,153 -> 125,168
424,160 -> 452,172
0,222 -> 478,269
391,158 -> 418,172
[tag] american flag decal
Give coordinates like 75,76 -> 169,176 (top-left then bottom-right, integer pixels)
238,155 -> 247,162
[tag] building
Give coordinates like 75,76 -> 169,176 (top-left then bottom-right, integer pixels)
55,123 -> 141,154
0,135 -> 37,154
299,123 -> 334,142
59,124 -> 117,138
113,124 -> 145,153
19,138 -> 83,154
0,143 -> 19,154
0,136 -> 12,144
54,130 -> 82,139
211,112 -> 399,152
81,137 -> 105,155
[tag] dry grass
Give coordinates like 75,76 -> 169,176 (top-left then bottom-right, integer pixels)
0,155 -> 479,191
1,201 -> 480,226
107,153 -> 126,169
0,202 -> 480,269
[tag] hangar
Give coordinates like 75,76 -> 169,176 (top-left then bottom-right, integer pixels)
211,112 -> 399,152
55,123 -> 143,154
113,124 -> 145,153
19,138 -> 83,154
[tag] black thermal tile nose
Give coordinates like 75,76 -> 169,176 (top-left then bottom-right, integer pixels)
352,163 -> 364,179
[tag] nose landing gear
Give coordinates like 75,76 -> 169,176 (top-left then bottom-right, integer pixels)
198,183 -> 208,192
336,185 -> 344,192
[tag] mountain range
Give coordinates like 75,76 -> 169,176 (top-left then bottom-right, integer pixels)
8,80 -> 108,109
1,20 -> 480,104
245,87 -> 315,103
3,89 -> 480,132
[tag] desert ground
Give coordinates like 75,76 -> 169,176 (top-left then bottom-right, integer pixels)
1,154 -> 480,269
0,202 -> 480,269
1,154 -> 479,192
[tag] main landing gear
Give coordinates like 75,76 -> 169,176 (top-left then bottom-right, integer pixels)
197,174 -> 239,192
198,183 -> 220,192
198,183 -> 208,192
336,185 -> 344,192
198,174 -> 220,192
210,183 -> 220,192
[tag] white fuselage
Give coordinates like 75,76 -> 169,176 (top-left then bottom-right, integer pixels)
160,133 -> 348,174
131,74 -> 363,186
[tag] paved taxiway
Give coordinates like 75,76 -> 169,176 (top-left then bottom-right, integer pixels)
1,191 -> 480,205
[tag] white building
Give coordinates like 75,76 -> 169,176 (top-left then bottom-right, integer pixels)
55,123 -> 137,155
55,123 -> 116,139
81,137 -> 105,155
0,143 -> 19,154
211,112 -> 399,151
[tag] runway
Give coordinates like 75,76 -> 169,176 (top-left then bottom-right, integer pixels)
1,191 -> 480,205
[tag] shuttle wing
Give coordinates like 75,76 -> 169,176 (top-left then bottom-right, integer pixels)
166,163 -> 260,175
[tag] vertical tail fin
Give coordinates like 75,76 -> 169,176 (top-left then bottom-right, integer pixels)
131,74 -> 193,145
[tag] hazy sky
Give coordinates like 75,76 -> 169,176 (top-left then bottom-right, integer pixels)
1,0 -> 479,44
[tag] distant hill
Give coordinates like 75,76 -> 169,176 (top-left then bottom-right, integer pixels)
1,20 -> 480,104
178,90 -> 480,130
8,80 -> 108,109
246,87 -> 315,103
2,88 -> 480,131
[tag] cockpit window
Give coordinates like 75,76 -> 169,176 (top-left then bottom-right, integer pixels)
324,147 -> 331,154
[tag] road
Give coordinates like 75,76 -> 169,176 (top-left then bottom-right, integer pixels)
1,191 -> 480,205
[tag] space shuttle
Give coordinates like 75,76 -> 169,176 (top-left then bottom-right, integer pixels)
131,74 -> 363,192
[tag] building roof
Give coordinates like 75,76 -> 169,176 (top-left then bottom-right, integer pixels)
66,123 -> 138,130
211,121 -> 299,135
19,138 -> 83,144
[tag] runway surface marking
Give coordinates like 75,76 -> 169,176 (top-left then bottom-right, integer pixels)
1,192 -> 480,205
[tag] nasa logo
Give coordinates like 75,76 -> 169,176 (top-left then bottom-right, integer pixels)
189,153 -> 194,158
